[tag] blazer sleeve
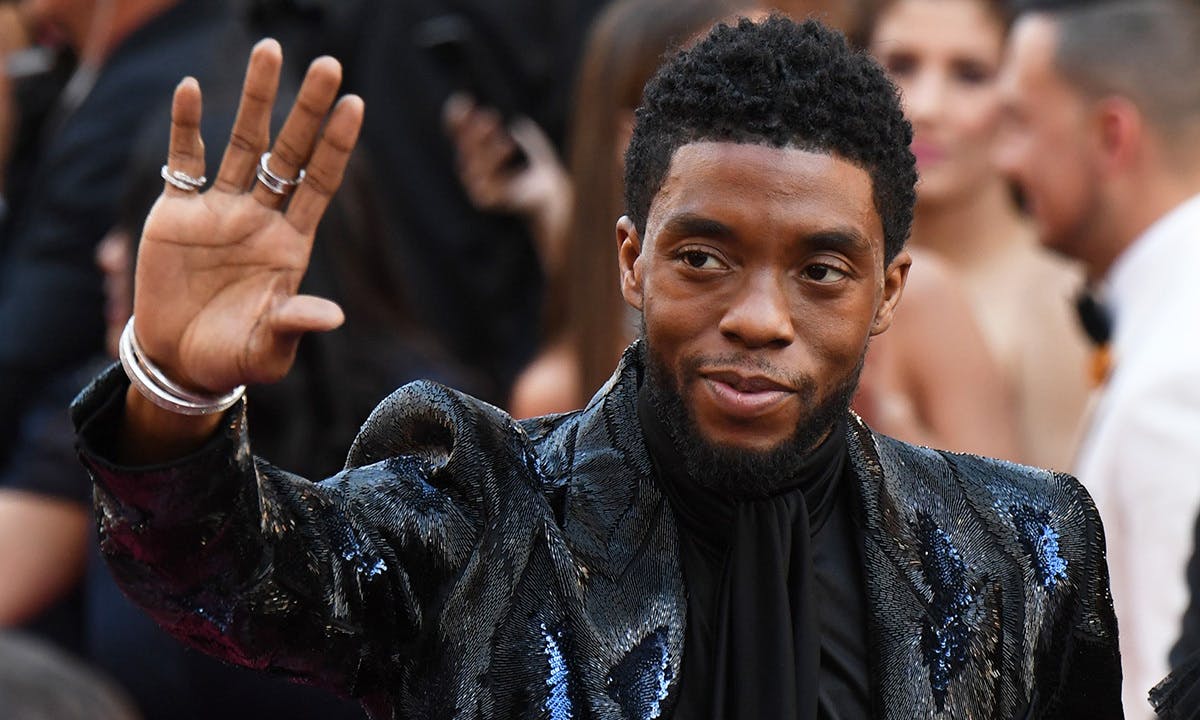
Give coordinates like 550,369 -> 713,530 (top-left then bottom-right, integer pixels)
71,364 -> 512,700
1038,472 -> 1125,719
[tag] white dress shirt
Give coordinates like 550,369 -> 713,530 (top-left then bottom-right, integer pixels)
1074,193 -> 1200,719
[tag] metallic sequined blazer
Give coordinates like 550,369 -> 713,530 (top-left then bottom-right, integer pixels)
74,347 -> 1122,719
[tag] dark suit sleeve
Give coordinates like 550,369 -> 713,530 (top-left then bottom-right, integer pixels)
1038,472 -> 1125,718
1152,514 -> 1200,719
71,364 -> 498,700
1171,514 -> 1200,669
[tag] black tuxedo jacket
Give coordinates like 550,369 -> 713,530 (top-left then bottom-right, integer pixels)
74,346 -> 1122,719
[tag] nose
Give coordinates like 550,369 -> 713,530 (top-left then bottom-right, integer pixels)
903,69 -> 945,125
718,270 -> 795,349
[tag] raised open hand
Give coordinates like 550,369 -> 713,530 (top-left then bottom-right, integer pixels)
134,39 -> 363,395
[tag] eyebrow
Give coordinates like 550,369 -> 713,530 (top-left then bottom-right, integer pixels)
804,228 -> 874,256
659,213 -> 736,240
658,213 -> 875,255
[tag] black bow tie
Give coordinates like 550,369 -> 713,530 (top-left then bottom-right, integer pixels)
1075,290 -> 1113,347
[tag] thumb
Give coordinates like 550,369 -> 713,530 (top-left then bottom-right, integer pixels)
269,294 -> 345,336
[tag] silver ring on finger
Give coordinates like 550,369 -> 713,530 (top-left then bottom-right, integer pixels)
161,165 -> 207,192
256,152 -> 306,196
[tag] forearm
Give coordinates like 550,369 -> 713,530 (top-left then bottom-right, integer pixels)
0,492 -> 88,625
74,366 -> 430,695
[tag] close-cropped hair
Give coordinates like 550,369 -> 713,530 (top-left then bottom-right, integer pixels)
1018,0 -> 1200,136
623,14 -> 918,263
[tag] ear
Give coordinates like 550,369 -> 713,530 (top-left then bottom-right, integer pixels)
1094,96 -> 1143,175
871,250 -> 911,336
617,215 -> 645,312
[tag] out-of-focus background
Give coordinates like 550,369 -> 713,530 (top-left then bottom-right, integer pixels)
0,0 -> 1197,717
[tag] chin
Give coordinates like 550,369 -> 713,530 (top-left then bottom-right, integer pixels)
692,418 -> 799,455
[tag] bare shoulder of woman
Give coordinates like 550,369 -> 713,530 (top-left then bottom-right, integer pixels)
892,248 -> 1023,461
508,342 -> 584,419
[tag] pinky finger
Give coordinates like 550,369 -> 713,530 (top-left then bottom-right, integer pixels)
285,94 -> 364,236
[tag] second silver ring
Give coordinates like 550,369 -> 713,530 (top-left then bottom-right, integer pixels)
256,152 -> 306,196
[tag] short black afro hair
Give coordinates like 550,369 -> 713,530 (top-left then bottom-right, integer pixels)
624,14 -> 917,263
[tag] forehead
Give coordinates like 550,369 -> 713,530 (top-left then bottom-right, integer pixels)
1005,16 -> 1066,98
1001,16 -> 1092,120
873,0 -> 1006,57
647,141 -> 883,252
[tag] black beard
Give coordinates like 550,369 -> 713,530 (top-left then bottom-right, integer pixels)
640,340 -> 863,499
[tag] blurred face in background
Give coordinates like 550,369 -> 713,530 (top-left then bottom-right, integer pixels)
870,0 -> 1007,207
995,15 -> 1100,262
19,0 -> 95,50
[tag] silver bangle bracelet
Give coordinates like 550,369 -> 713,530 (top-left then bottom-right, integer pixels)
117,317 -> 245,416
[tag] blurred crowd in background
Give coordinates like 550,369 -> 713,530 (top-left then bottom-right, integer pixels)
0,0 -> 1197,717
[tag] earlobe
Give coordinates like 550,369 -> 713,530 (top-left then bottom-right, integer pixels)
616,215 -> 645,312
871,250 -> 911,336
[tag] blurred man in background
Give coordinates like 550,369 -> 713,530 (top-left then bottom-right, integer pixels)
997,0 -> 1200,715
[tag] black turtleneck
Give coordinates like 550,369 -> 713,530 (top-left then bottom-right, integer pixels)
637,387 -> 871,719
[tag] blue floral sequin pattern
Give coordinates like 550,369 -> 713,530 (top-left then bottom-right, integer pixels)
606,627 -> 673,719
541,623 -> 574,720
915,514 -> 976,712
1009,505 -> 1069,592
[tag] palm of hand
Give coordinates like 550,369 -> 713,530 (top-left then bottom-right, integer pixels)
136,190 -> 316,392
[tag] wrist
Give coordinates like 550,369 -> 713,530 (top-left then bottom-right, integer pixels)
119,385 -> 225,465
119,316 -> 245,415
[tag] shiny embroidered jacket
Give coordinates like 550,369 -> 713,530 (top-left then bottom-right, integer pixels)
74,348 -> 1122,719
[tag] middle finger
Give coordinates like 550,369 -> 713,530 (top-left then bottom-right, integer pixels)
251,55 -> 343,209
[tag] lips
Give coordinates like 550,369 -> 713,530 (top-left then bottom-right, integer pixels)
699,370 -> 794,419
704,370 -> 791,393
910,139 -> 945,167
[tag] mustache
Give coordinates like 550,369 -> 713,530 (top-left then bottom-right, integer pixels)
682,353 -> 811,392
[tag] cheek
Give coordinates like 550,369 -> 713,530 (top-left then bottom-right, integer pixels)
640,281 -> 716,358
795,296 -> 874,362
938,91 -> 1002,177
1033,137 -> 1089,196
951,92 -> 1001,143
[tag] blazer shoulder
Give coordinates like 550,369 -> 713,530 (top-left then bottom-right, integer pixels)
868,432 -> 1109,588
876,432 -> 1101,526
344,379 -> 533,474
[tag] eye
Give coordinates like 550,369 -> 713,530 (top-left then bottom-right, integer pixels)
951,59 -> 995,86
802,263 -> 848,284
882,52 -> 918,79
679,249 -> 725,270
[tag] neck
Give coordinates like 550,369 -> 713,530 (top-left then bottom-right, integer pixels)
910,176 -> 1030,270
1094,164 -> 1200,280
